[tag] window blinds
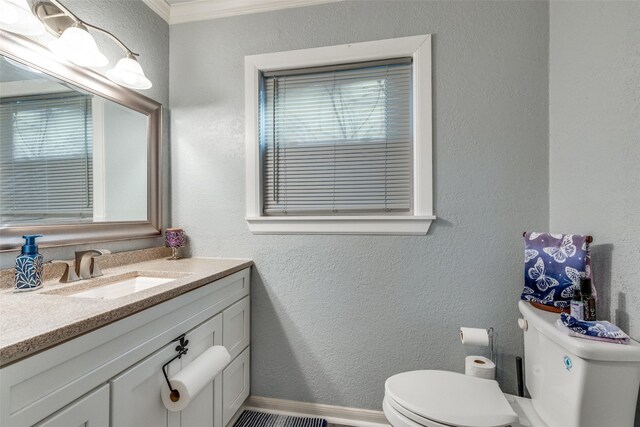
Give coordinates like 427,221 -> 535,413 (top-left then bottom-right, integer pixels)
0,93 -> 93,224
260,59 -> 413,216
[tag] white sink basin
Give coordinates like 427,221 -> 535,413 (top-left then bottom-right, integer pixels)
69,275 -> 177,299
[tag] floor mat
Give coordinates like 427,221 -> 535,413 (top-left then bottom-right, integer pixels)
233,410 -> 328,427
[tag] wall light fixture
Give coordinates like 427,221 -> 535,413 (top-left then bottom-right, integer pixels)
0,0 -> 153,89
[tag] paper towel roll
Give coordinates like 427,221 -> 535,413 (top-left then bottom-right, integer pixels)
459,327 -> 490,347
161,345 -> 231,412
465,355 -> 495,380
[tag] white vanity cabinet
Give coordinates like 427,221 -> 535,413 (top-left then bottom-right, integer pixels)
0,268 -> 251,427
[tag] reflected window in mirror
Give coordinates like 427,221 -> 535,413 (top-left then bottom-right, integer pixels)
0,55 -> 148,228
1,92 -> 94,224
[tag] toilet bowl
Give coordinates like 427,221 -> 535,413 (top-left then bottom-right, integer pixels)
382,301 -> 640,427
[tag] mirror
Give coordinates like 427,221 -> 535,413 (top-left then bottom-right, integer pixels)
0,31 -> 161,251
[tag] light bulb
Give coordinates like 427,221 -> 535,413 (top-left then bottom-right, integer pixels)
49,24 -> 108,68
122,72 -> 137,85
0,0 -> 45,36
106,56 -> 152,90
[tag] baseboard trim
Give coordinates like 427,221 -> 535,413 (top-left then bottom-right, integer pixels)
243,395 -> 390,427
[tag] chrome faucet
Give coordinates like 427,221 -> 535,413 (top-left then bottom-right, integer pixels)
74,249 -> 111,280
50,260 -> 79,283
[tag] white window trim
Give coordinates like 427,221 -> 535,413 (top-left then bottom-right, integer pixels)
245,35 -> 434,235
92,97 -> 106,222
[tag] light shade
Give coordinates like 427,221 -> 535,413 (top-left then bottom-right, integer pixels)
49,25 -> 108,68
0,0 -> 45,36
106,56 -> 152,90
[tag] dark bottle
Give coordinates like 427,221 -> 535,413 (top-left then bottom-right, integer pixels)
580,278 -> 597,321
570,288 -> 583,320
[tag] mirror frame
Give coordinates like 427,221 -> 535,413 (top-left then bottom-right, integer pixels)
0,30 -> 162,251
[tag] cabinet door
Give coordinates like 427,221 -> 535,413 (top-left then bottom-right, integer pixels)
34,384 -> 109,427
110,314 -> 223,427
222,347 -> 250,426
178,315 -> 224,427
223,296 -> 250,360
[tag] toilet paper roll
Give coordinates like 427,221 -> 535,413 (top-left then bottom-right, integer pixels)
459,327 -> 490,347
161,345 -> 231,412
465,355 -> 496,380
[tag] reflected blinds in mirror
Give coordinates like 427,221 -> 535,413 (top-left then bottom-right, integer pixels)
0,93 -> 93,224
260,59 -> 413,216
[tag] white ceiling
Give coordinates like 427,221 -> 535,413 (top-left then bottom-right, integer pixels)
142,0 -> 342,25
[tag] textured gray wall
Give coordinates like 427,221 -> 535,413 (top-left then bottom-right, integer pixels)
171,1 -> 549,409
549,1 -> 640,339
0,0 -> 170,268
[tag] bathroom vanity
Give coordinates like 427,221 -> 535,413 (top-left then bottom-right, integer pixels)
0,256 -> 252,427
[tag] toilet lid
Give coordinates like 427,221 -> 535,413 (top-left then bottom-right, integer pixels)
385,370 -> 518,427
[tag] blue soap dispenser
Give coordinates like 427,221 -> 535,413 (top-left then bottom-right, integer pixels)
15,235 -> 44,292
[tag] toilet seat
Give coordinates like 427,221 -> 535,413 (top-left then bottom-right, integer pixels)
383,397 -> 447,427
384,370 -> 519,427
384,396 -> 456,427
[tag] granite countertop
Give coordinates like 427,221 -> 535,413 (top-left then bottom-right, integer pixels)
0,257 -> 253,367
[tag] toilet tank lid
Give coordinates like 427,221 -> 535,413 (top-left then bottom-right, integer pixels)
519,301 -> 640,362
385,370 -> 518,427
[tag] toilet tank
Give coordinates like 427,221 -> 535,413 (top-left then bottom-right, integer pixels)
519,301 -> 640,427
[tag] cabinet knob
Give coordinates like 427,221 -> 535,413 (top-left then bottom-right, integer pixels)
518,318 -> 528,331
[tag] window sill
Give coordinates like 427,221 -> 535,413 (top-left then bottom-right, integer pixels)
246,215 -> 435,235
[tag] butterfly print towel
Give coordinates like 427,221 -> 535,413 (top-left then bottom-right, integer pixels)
521,232 -> 592,309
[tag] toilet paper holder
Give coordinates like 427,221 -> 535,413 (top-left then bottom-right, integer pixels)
487,327 -> 495,363
162,334 -> 190,402
459,327 -> 495,364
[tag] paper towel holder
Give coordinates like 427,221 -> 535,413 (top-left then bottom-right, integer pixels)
162,334 -> 190,402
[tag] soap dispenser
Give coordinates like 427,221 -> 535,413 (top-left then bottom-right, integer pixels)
15,235 -> 44,292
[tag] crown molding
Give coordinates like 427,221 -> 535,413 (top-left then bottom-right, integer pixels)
141,0 -> 171,23
142,0 -> 342,25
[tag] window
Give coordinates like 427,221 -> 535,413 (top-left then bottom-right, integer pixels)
0,93 -> 93,224
245,35 -> 434,234
262,59 -> 412,215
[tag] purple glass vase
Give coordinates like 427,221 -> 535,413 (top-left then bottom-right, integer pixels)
165,228 -> 185,260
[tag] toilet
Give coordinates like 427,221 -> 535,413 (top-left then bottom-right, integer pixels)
383,301 -> 640,427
